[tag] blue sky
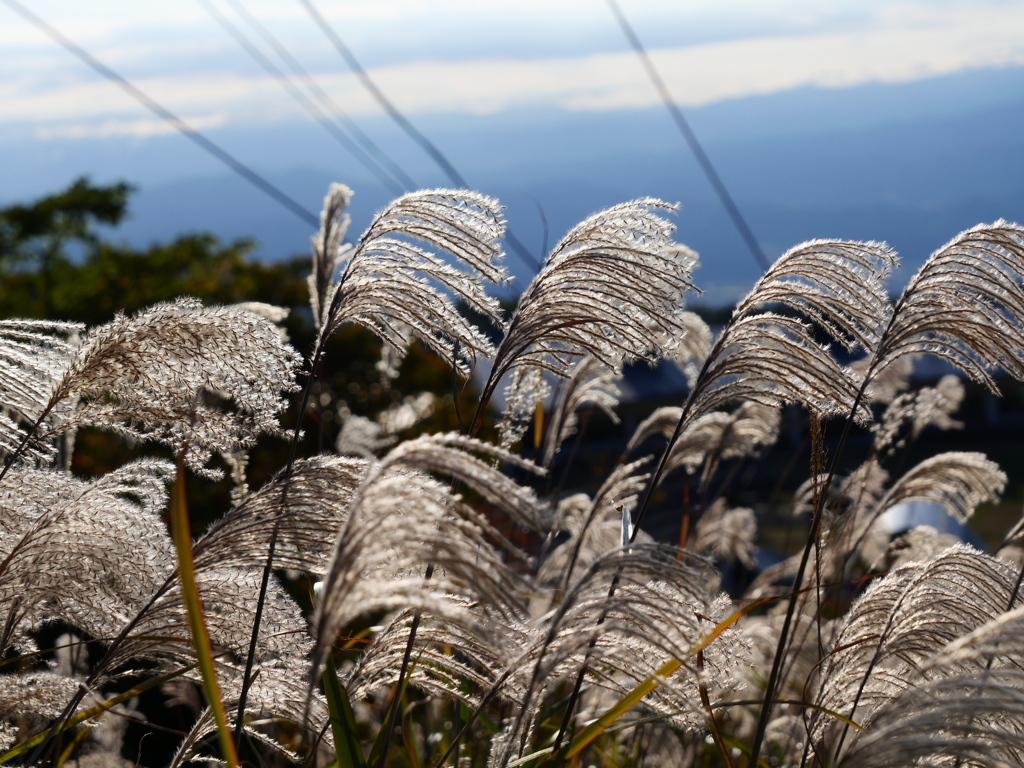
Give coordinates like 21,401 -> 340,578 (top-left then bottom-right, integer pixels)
2,0 -> 1024,300
4,0 -> 1022,132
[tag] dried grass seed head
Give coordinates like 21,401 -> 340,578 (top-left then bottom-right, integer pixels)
870,220 -> 1024,391
488,199 -> 697,390
0,320 -> 81,464
50,298 -> 301,476
319,188 -> 508,378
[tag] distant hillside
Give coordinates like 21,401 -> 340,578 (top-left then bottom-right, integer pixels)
4,65 -> 1023,301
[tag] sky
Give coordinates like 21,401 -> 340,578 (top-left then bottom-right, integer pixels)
2,0 -> 1024,298
4,0 -> 1023,133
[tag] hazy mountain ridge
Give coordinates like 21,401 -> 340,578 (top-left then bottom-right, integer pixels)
4,66 -> 1023,301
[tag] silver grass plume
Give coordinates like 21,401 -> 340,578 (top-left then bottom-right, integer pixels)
39,299 -> 301,476
691,498 -> 758,568
0,672 -> 82,748
539,458 -> 652,593
810,546 -> 1018,758
889,525 -> 964,568
191,455 -> 368,577
871,373 -> 965,456
336,392 -> 437,458
626,402 -> 780,485
105,565 -> 321,719
308,183 -> 354,333
493,545 -> 746,766
345,602 -> 528,707
311,433 -> 546,682
865,220 -> 1024,390
484,199 -> 696,428
0,320 -> 81,464
498,365 -> 550,449
850,353 -> 915,405
835,670 -> 1024,768
172,707 -> 301,768
682,239 -> 896,429
875,451 -> 1004,526
541,355 -> 621,468
837,602 -> 1024,766
335,413 -> 396,458
316,189 -> 508,378
0,460 -> 175,651
671,311 -> 713,387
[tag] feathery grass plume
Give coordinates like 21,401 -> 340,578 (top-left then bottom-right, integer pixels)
680,238 -> 896,431
335,413 -> 396,458
539,457 -> 651,593
0,460 -> 174,652
690,499 -> 758,568
336,394 -> 437,458
554,239 -> 892,758
172,707 -> 303,768
834,604 -> 1024,767
0,672 -> 82,749
311,433 -> 545,681
872,373 -> 965,456
809,546 -> 1018,759
316,189 -> 508,378
625,405 -> 683,453
834,670 -> 1024,768
671,402 -> 780,485
493,545 -> 745,766
541,355 -> 621,468
35,299 -> 302,476
346,602 -> 528,707
735,239 -> 897,352
309,183 -> 354,333
851,353 -> 915,405
888,525 -> 962,568
482,200 -> 696,422
498,365 -> 550,449
866,220 -> 1024,389
874,451 -> 1005,524
671,311 -> 713,387
191,455 -> 368,576
378,391 -> 436,434
0,320 -> 81,464
103,565 -> 318,704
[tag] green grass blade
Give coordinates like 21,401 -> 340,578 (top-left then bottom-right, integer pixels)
323,652 -> 365,768
0,664 -> 196,763
170,455 -> 239,768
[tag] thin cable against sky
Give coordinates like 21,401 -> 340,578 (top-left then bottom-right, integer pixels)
606,0 -> 771,273
296,0 -> 543,274
0,0 -> 320,228
222,0 -> 418,193
198,0 -> 405,196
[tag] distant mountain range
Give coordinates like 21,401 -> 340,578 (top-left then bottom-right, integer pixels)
4,65 -> 1023,305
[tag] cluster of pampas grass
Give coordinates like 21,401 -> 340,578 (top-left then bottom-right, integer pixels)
2,184 -> 1024,768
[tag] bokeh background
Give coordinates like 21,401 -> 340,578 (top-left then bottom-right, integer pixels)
3,0 -> 1024,301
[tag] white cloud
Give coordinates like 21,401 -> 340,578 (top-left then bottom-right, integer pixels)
2,0 -> 1023,134
34,114 -> 227,140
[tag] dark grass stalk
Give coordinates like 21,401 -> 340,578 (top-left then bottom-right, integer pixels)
549,390 -> 702,751
0,402 -> 57,484
234,338 -> 327,749
697,649 -> 734,768
747,387 -> 868,764
376,392 -> 491,767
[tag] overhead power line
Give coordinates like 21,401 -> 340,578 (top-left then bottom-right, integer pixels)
221,0 -> 417,193
296,0 -> 543,273
198,0 -> 413,195
1,0 -> 319,228
605,0 -> 771,273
